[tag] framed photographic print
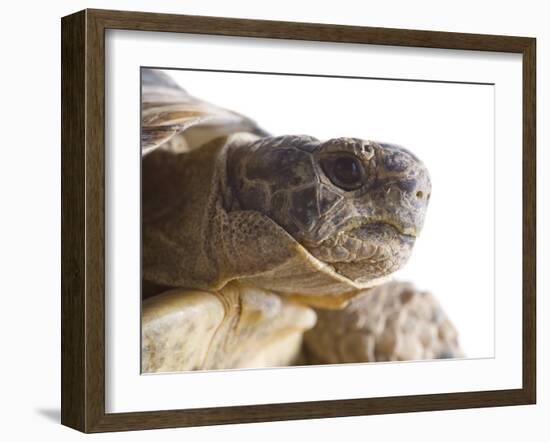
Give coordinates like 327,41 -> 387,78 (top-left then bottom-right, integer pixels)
61,9 -> 536,433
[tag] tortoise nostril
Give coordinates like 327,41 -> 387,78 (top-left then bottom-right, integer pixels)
415,190 -> 424,199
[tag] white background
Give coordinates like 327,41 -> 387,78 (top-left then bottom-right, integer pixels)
108,32 -> 523,412
0,0 -> 547,441
164,68 -> 496,359
108,28 -> 524,413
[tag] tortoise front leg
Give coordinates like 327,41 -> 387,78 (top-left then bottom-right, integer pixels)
302,281 -> 463,365
142,282 -> 316,373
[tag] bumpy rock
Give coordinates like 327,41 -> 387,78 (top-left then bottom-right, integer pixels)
303,281 -> 463,364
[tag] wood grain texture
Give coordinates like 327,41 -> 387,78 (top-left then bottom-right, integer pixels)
61,10 -> 86,431
61,8 -> 537,433
85,9 -> 107,432
90,8 -> 533,52
522,38 -> 536,404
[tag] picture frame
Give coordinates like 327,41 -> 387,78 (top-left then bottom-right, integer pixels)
61,8 -> 536,433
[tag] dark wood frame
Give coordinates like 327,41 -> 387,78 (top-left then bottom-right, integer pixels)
61,8 -> 536,433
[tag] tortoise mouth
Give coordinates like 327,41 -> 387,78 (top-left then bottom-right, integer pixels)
306,221 -> 415,269
346,221 -> 416,241
341,218 -> 418,239
320,222 -> 416,282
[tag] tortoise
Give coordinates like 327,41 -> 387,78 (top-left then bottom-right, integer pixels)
141,69 -> 462,373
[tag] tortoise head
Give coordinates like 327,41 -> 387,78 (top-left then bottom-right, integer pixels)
227,135 -> 431,283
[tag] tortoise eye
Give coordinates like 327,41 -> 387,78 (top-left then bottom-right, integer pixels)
321,154 -> 366,191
